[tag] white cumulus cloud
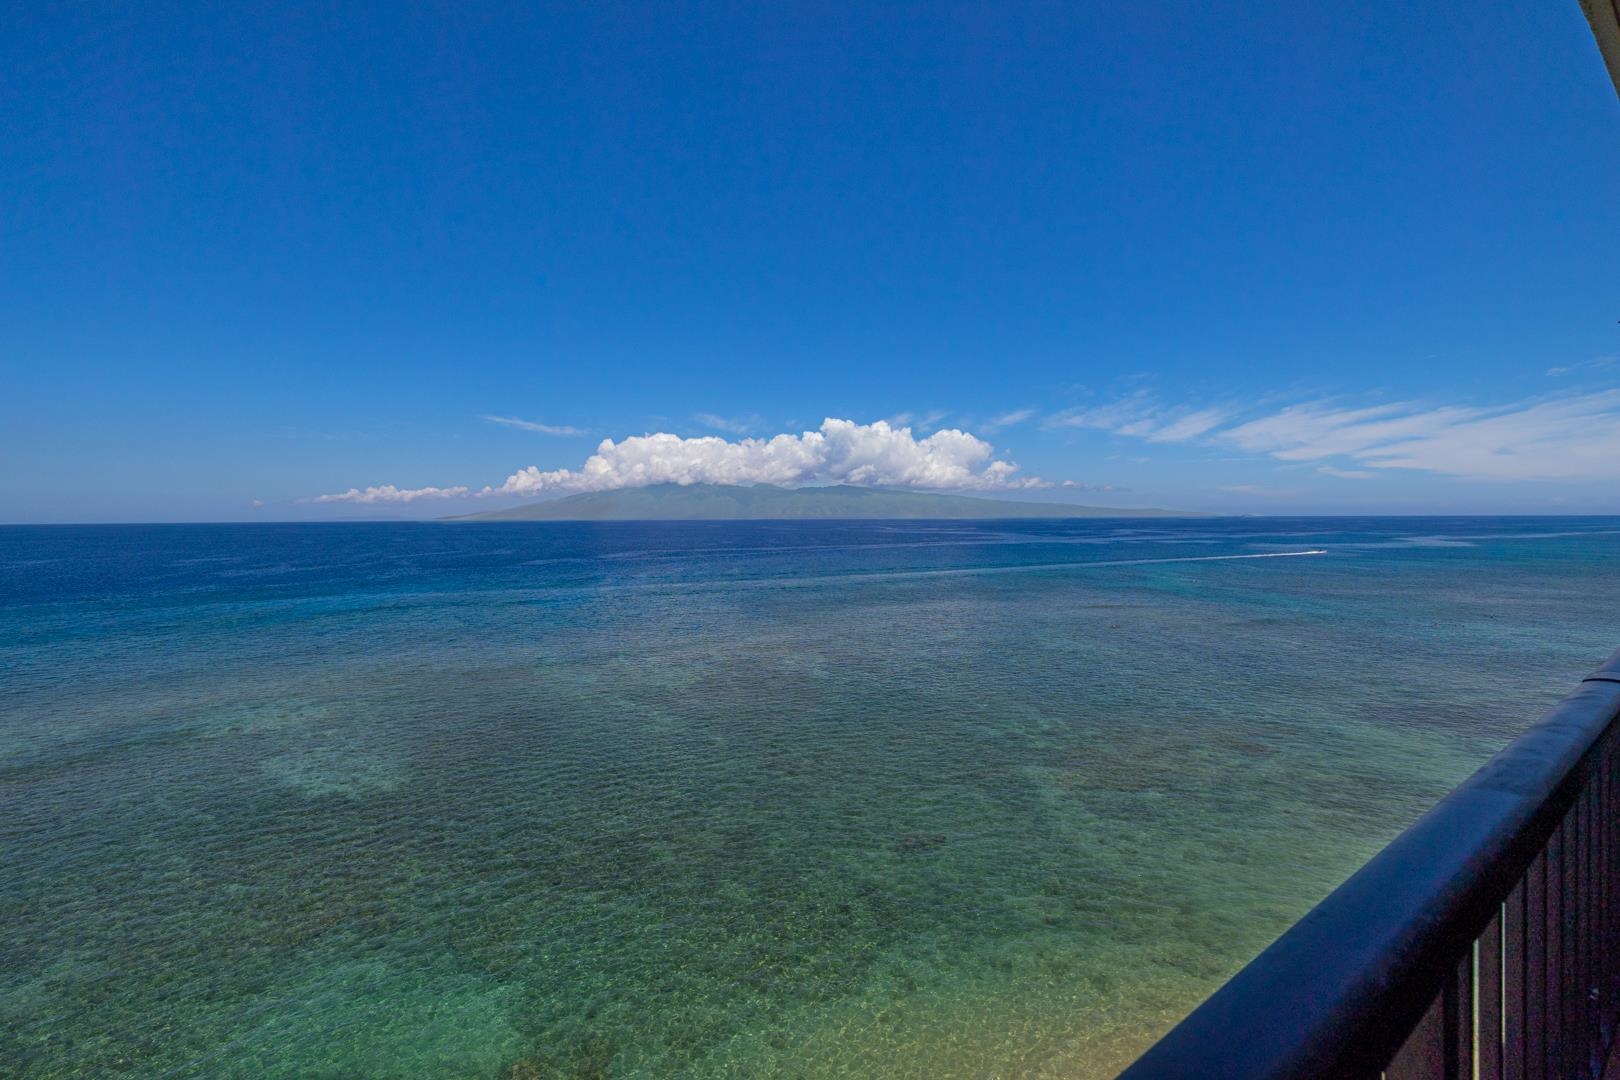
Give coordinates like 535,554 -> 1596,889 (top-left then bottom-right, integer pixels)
484,418 -> 1046,496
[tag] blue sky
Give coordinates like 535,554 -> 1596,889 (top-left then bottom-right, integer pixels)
4,1 -> 1618,522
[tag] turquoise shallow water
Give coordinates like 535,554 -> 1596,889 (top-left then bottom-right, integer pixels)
2,517 -> 1618,1078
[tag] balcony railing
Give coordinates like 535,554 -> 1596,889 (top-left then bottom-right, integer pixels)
1117,647 -> 1620,1080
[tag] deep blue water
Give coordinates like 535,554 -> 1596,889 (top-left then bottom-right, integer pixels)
2,518 -> 1618,1078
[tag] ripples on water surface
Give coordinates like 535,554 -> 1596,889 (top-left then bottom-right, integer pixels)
2,518 -> 1618,1078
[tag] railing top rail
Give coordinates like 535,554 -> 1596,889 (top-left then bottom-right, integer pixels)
1117,646 -> 1620,1080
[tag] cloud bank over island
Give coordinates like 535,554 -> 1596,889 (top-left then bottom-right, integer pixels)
312,483 -> 471,504
311,418 -> 1046,504
486,418 -> 1045,496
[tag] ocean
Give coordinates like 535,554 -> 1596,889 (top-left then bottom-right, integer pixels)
3,518 -> 1617,1078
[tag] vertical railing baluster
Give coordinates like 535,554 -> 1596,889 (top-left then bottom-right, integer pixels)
1580,782 -> 1589,1074
1600,744 -> 1613,1055
1602,750 -> 1610,1048
1561,809 -> 1574,1080
1389,990 -> 1447,1080
1609,746 -> 1619,1039
1585,781 -> 1600,1076
1587,782 -> 1596,1075
1482,910 -> 1505,1080
1601,748 -> 1611,1054
1599,765 -> 1611,1069
1528,850 -> 1548,1080
1590,786 -> 1600,1076
1551,825 -> 1568,1079
1573,798 -> 1589,1078
1608,743 -> 1617,1049
1452,950 -> 1474,1080
1508,879 -> 1528,1080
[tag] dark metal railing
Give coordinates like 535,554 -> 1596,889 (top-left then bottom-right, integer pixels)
1118,647 -> 1620,1080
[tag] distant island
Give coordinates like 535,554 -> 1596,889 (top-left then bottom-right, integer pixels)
445,483 -> 1196,521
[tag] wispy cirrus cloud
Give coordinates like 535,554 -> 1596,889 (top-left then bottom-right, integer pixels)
483,415 -> 586,437
1224,393 -> 1620,479
694,412 -> 757,435
982,408 -> 1036,433
1062,387 -> 1620,481
310,418 -> 1055,504
1547,356 -> 1616,378
885,409 -> 949,432
1046,394 -> 1234,444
